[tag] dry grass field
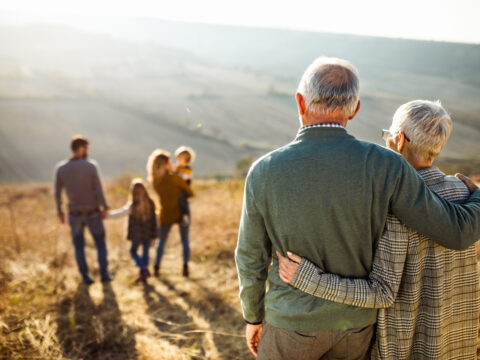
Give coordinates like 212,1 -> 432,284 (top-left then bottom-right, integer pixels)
0,178 -> 251,360
1,177 -> 480,359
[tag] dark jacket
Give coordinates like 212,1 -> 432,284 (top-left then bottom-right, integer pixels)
127,199 -> 157,243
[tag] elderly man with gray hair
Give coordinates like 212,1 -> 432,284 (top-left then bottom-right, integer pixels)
278,99 -> 480,359
235,57 -> 480,360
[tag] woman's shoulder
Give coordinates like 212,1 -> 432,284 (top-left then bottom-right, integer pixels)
158,170 -> 179,180
170,172 -> 186,183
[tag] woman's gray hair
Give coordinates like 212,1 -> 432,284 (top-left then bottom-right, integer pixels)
389,100 -> 452,162
297,56 -> 360,116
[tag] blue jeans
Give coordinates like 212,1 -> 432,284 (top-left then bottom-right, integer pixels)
130,241 -> 151,269
68,212 -> 109,280
154,225 -> 190,267
179,191 -> 190,216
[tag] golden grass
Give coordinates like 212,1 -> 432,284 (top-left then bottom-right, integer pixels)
0,179 -> 250,360
1,178 -> 479,359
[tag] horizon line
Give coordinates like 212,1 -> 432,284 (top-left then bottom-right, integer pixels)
1,10 -> 479,46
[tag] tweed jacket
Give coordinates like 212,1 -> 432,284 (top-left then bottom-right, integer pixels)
293,167 -> 480,359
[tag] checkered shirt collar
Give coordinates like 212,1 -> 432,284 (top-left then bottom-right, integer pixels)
300,123 -> 345,130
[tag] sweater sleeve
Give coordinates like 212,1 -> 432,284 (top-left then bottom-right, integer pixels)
91,162 -> 109,209
390,160 -> 480,250
235,168 -> 272,324
291,214 -> 409,308
54,167 -> 64,215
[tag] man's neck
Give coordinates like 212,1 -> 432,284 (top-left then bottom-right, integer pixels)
301,114 -> 348,127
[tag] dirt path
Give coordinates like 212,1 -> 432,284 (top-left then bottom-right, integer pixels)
52,242 -> 250,360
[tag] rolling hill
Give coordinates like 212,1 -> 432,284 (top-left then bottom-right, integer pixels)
0,18 -> 479,182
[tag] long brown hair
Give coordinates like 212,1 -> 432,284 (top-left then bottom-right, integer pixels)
128,178 -> 154,222
147,149 -> 171,186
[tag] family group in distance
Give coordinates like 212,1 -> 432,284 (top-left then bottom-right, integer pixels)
234,56 -> 480,359
54,140 -> 195,284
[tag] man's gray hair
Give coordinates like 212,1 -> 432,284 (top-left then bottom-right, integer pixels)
297,56 -> 360,116
389,100 -> 452,162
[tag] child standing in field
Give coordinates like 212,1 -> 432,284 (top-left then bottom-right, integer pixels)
108,178 -> 157,283
174,146 -> 195,226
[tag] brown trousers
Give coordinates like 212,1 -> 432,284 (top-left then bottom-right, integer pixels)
257,322 -> 374,360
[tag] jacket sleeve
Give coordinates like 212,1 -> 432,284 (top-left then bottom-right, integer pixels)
292,214 -> 409,308
177,176 -> 194,197
235,168 -> 272,324
390,160 -> 480,250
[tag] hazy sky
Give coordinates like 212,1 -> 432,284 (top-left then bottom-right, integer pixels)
1,0 -> 479,44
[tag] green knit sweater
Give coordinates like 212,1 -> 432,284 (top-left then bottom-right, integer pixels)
235,126 -> 480,332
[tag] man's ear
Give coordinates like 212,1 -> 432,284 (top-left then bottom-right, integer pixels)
296,93 -> 306,116
347,100 -> 361,120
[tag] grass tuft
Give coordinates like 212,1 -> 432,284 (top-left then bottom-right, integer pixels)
0,179 -> 250,359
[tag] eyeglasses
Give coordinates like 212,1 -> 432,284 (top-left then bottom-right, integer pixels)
381,129 -> 410,142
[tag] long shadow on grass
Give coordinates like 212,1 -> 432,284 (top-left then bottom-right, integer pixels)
56,282 -> 137,360
160,278 -> 250,360
142,283 -> 205,357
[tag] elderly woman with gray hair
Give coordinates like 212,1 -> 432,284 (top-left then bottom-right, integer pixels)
278,100 -> 480,359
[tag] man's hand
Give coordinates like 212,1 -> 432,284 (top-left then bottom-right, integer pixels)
456,173 -> 479,193
101,207 -> 110,220
246,323 -> 263,356
276,250 -> 301,284
58,213 -> 65,224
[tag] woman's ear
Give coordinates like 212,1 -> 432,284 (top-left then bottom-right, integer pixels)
397,132 -> 406,153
